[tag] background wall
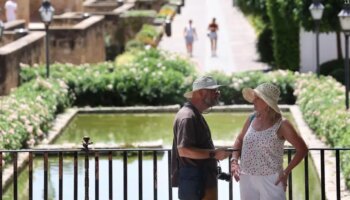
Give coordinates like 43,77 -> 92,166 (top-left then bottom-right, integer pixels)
299,28 -> 345,73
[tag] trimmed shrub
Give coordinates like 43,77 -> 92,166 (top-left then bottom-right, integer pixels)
320,59 -> 344,84
266,0 -> 300,71
257,26 -> 274,63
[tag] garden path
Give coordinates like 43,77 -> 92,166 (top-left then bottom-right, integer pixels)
158,0 -> 270,75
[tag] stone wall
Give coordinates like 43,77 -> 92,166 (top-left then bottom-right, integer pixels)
30,15 -> 106,65
134,0 -> 166,11
0,31 -> 45,95
73,16 -> 106,64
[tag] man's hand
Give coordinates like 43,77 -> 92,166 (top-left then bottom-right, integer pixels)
213,148 -> 230,160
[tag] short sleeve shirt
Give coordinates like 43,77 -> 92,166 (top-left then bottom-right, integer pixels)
171,102 -> 217,188
208,23 -> 218,32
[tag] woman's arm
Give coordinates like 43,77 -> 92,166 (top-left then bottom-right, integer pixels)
275,119 -> 308,189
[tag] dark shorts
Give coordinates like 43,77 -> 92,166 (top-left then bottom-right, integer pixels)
178,167 -> 205,200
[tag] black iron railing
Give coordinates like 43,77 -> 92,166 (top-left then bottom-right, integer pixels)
0,138 -> 349,200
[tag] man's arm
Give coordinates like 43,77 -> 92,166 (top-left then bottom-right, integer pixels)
178,147 -> 230,160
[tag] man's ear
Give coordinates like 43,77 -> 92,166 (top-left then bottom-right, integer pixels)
194,90 -> 204,98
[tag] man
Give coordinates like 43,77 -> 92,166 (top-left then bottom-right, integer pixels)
4,0 -> 17,22
171,76 -> 230,200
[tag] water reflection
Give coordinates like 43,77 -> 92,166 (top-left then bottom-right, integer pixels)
3,152 -> 320,200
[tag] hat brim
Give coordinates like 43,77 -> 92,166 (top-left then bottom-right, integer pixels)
242,88 -> 281,114
184,85 -> 221,98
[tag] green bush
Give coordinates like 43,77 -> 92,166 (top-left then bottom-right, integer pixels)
0,78 -> 72,152
295,73 -> 350,187
320,59 -> 344,84
120,10 -> 157,18
135,24 -> 163,47
208,70 -> 296,105
125,39 -> 145,51
21,49 -> 196,107
125,24 -> 163,51
257,26 -> 274,64
266,0 -> 300,71
156,4 -> 177,19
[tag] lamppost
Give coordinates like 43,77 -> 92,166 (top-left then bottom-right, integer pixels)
117,0 -> 124,6
39,0 -> 54,78
338,1 -> 350,110
309,0 -> 324,77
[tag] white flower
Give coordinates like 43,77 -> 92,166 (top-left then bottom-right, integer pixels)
107,84 -> 113,90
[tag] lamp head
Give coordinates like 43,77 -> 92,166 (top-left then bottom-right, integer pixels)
39,0 -> 55,24
309,0 -> 324,21
117,0 -> 124,6
339,1 -> 350,33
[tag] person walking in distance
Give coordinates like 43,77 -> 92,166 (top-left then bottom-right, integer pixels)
208,18 -> 219,57
171,76 -> 230,200
230,83 -> 308,200
4,0 -> 17,22
184,19 -> 197,57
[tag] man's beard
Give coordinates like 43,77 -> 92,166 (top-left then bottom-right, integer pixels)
204,97 -> 219,107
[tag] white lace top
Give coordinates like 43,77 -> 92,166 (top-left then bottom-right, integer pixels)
240,118 -> 284,176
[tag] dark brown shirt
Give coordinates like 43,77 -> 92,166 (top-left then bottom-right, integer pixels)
208,23 -> 218,32
171,102 -> 217,188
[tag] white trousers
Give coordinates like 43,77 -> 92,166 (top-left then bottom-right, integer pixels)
240,173 -> 286,200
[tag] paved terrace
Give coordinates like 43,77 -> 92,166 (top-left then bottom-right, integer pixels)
158,0 -> 269,74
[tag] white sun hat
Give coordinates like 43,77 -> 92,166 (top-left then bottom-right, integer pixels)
184,76 -> 221,98
242,83 -> 281,114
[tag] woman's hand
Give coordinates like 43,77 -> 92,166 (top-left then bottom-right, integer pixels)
230,161 -> 240,182
275,170 -> 289,191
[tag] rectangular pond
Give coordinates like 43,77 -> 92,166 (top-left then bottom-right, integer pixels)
3,112 -> 321,199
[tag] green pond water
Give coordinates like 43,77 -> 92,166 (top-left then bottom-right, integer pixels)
55,112 -> 267,145
4,112 -> 321,199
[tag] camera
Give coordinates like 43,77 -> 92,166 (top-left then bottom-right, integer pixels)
217,166 -> 231,182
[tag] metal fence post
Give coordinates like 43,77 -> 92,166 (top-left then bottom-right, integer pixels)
82,136 -> 93,200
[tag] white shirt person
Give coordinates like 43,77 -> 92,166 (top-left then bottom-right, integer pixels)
5,0 -> 18,22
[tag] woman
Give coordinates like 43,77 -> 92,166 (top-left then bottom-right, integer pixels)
230,83 -> 308,200
207,18 -> 219,57
184,19 -> 197,57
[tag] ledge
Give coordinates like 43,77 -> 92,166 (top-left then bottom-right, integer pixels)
0,32 -> 45,55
